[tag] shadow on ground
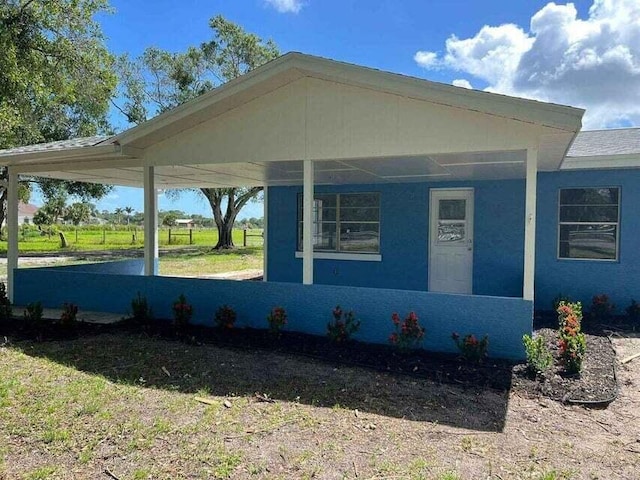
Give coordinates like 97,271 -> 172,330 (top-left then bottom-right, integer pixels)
12,332 -> 512,431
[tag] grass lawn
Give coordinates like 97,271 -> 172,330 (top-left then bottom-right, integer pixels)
0,228 -> 262,254
159,247 -> 263,277
1,333 -> 638,479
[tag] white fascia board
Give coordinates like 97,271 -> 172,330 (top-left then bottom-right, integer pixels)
561,154 -> 640,170
1,144 -> 122,167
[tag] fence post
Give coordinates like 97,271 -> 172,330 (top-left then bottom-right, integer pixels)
168,228 -> 172,245
243,228 -> 247,247
189,228 -> 193,245
75,229 -> 78,243
102,229 -> 106,244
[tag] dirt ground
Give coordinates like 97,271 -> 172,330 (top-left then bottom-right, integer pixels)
0,332 -> 639,479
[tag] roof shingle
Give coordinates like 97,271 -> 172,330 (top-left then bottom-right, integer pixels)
568,128 -> 640,158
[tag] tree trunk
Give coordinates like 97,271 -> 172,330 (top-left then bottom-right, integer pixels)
215,221 -> 235,249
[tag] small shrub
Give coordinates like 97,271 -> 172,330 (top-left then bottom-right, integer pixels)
452,332 -> 489,363
557,301 -> 586,374
0,282 -> 12,321
389,311 -> 425,352
172,294 -> 193,330
24,302 -> 44,324
131,292 -> 152,322
327,305 -> 360,343
215,305 -> 237,330
589,294 -> 615,323
625,299 -> 640,326
552,293 -> 572,312
523,334 -> 553,375
60,303 -> 78,328
266,306 -> 287,334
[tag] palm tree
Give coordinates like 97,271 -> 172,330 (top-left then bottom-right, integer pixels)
124,206 -> 134,225
114,207 -> 123,225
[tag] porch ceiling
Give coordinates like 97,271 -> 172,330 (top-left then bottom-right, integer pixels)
24,150 -> 529,188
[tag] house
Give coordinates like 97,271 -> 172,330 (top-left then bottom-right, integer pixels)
175,218 -> 196,228
1,53 -> 639,359
18,202 -> 38,225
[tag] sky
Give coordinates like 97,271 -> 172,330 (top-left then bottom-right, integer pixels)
38,0 -> 640,217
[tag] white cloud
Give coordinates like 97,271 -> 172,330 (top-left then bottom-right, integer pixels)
265,0 -> 305,13
414,0 -> 640,128
414,51 -> 439,68
452,79 -> 473,89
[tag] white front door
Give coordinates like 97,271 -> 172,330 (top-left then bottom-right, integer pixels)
428,188 -> 474,294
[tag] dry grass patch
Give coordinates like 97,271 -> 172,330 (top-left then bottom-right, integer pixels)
0,333 -> 638,479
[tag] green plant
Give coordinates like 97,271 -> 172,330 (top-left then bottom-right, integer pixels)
327,305 -> 360,343
589,294 -> 614,323
24,302 -> 44,324
557,301 -> 586,374
625,299 -> 640,326
389,311 -> 425,352
60,303 -> 78,327
172,294 -> 193,329
0,282 -> 12,321
266,306 -> 287,334
215,305 -> 237,330
451,332 -> 489,363
131,292 -> 152,322
523,334 -> 553,375
552,293 -> 572,312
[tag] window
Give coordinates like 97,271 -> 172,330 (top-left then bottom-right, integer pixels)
297,193 -> 380,254
558,187 -> 620,260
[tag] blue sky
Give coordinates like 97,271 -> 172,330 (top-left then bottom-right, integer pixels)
38,0 -> 639,217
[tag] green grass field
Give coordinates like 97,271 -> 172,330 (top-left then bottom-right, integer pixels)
0,228 -> 263,254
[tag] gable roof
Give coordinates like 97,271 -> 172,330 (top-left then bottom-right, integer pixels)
0,136 -> 110,156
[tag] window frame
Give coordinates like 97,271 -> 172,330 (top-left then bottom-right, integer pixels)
296,192 -> 381,255
557,186 -> 621,262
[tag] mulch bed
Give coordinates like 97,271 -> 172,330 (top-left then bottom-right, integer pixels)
512,328 -> 618,405
0,315 -> 620,405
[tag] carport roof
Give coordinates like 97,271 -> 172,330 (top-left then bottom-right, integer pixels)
0,52 -> 588,188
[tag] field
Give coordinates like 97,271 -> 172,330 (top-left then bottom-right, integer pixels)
0,332 -> 638,479
0,227 -> 263,254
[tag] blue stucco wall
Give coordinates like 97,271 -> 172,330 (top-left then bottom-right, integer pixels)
267,181 -> 526,296
13,264 -> 532,359
535,169 -> 640,310
31,259 -> 146,275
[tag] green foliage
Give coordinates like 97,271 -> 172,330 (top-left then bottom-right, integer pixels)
523,334 -> 553,375
552,293 -> 572,312
266,306 -> 287,334
131,292 -> 152,323
214,305 -> 237,330
451,333 -> 489,363
327,305 -> 360,343
626,299 -> 640,325
389,312 -> 425,352
172,294 -> 192,330
589,294 -> 615,323
24,301 -> 44,324
0,282 -> 12,321
115,15 -> 279,248
60,303 -> 78,328
162,212 -> 178,227
557,302 -> 586,374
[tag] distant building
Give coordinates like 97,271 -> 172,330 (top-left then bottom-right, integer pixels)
18,202 -> 38,225
175,218 -> 196,228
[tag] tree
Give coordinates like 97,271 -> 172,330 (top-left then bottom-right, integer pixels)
114,207 -> 124,225
64,202 -> 92,226
117,15 -> 279,248
0,0 -> 117,231
162,213 -> 177,227
124,206 -> 134,225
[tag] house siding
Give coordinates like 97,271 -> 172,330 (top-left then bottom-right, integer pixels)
267,180 -> 526,296
267,168 -> 640,311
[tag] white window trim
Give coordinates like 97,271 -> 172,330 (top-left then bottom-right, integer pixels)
557,186 -> 620,262
294,251 -> 382,262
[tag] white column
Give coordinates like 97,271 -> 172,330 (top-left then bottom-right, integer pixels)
6,168 -> 19,302
523,148 -> 538,301
143,166 -> 159,276
302,160 -> 314,285
262,186 -> 268,282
